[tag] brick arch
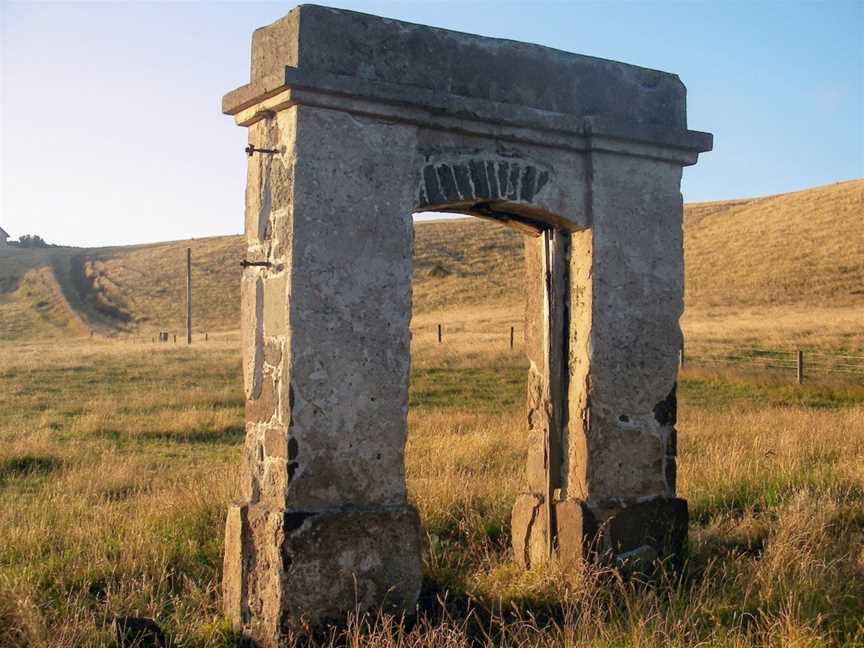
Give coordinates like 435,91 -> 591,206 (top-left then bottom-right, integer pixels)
416,155 -> 555,233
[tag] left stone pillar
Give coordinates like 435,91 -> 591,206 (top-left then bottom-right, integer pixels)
223,104 -> 422,643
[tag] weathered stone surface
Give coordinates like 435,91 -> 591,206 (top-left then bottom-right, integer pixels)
280,507 -> 422,623
232,5 -> 691,130
262,274 -> 287,337
246,372 -> 276,423
554,499 -> 595,566
225,3 -> 710,638
283,105 -> 417,510
576,153 -> 685,503
223,503 -> 247,630
599,497 -> 688,565
547,498 -> 687,569
263,340 -> 283,368
223,502 -> 421,642
240,275 -> 263,401
511,493 -> 547,569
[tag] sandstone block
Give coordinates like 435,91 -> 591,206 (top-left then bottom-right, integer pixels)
511,493 -> 547,569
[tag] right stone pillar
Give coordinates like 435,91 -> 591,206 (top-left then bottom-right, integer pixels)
513,151 -> 688,569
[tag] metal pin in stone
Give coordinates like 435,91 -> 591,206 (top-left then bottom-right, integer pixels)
245,144 -> 280,157
240,260 -> 272,268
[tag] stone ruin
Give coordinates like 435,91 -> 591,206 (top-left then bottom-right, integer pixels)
221,5 -> 712,643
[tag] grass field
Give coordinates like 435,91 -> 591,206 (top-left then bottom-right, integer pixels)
1,179 -> 862,645
1,331 -> 863,647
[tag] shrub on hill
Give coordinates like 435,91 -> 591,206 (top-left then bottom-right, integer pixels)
16,234 -> 51,248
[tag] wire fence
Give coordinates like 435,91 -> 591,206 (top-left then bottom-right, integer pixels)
127,322 -> 864,384
682,342 -> 864,381
420,323 -> 864,383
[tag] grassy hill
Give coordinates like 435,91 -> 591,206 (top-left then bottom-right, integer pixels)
684,179 -> 863,308
1,179 -> 861,347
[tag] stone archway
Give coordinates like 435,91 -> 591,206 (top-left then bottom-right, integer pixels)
221,5 -> 712,643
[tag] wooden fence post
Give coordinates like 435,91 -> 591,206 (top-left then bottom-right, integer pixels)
186,247 -> 192,345
437,324 -> 442,344
797,350 -> 804,385
510,326 -> 515,350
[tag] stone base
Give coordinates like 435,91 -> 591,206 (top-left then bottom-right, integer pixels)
224,502 -> 422,644
512,495 -> 688,570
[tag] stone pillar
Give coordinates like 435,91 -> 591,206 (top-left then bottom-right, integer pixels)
512,151 -> 688,569
511,230 -> 568,568
223,104 -> 422,643
560,152 -> 687,566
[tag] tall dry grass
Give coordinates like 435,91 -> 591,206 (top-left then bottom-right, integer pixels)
0,334 -> 862,646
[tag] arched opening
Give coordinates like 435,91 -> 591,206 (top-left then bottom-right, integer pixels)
406,177 -> 571,590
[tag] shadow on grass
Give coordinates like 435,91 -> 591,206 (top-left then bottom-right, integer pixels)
689,476 -> 864,525
0,454 -> 62,486
410,366 -> 524,411
96,425 -> 245,446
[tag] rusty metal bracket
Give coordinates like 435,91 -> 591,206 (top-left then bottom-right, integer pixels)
245,144 -> 280,157
240,260 -> 272,268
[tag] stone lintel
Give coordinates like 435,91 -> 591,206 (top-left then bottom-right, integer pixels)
233,5 -> 688,126
224,5 -> 712,159
224,69 -> 711,161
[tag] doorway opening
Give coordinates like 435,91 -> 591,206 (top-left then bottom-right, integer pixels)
405,207 -> 547,597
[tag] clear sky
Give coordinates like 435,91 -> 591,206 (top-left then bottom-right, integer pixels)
1,0 -> 861,247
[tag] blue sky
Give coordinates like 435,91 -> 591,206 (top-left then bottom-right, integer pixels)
1,0 -> 861,247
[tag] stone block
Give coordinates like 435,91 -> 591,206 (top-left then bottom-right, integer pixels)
586,416 -> 668,500
511,493 -> 548,569
263,427 -> 287,459
554,499 -> 595,566
246,373 -> 277,423
554,497 -> 687,569
234,5 -> 690,129
594,497 -> 688,566
263,274 -> 287,337
223,503 -> 247,630
224,502 -> 422,642
241,275 -> 264,400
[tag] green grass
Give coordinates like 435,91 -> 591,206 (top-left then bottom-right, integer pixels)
680,367 -> 864,410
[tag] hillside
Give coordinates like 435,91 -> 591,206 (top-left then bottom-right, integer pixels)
1,179 -> 861,345
684,179 -> 863,308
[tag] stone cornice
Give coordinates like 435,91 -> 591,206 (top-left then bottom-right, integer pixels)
224,67 -> 712,164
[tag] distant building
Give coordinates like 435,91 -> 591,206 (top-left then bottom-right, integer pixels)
0,226 -> 8,247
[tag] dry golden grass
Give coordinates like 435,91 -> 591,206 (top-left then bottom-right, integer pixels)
684,180 -> 864,309
1,335 -> 863,647
0,249 -> 88,339
1,179 -> 862,645
2,179 -> 861,350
